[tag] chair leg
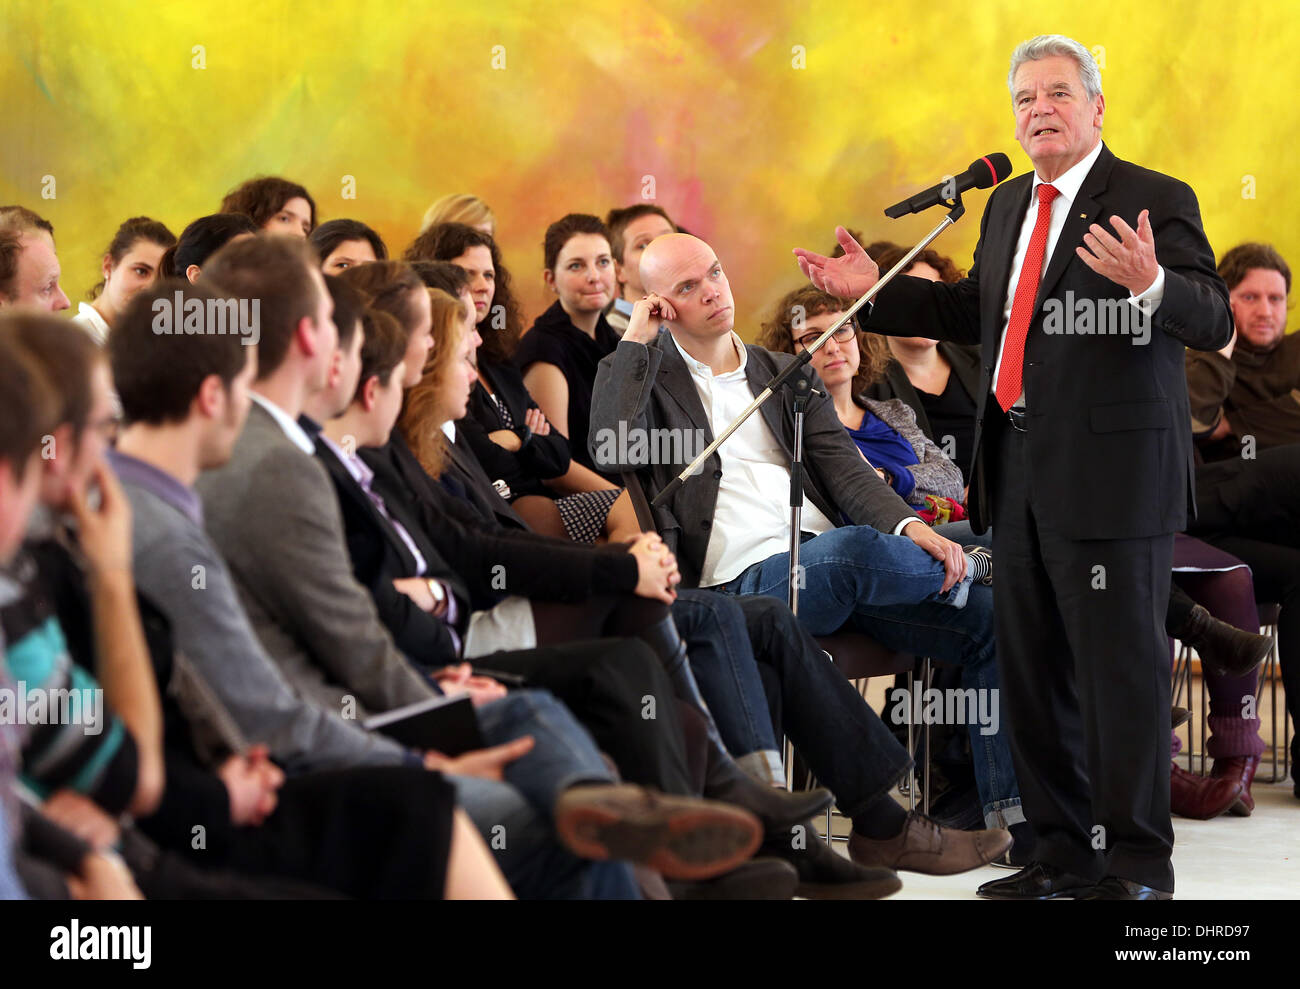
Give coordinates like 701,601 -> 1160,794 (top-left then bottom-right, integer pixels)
905,670 -> 916,812
922,657 -> 932,818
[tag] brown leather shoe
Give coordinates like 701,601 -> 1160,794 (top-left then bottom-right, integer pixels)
1211,755 -> 1262,816
847,811 -> 1012,875
1169,761 -> 1243,820
554,784 -> 761,881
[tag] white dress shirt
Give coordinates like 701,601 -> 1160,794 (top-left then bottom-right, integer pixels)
72,302 -> 110,346
992,139 -> 1165,409
669,332 -> 840,587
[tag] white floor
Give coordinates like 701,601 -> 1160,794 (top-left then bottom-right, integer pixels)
831,776 -> 1299,900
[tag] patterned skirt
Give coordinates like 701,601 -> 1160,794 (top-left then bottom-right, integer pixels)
554,488 -> 622,543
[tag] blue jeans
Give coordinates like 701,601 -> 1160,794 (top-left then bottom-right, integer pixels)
671,590 -> 781,761
458,688 -> 640,899
715,525 -> 1022,828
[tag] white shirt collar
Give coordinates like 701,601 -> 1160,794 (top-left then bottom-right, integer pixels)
73,302 -> 110,347
668,330 -> 748,379
249,392 -> 316,455
440,421 -> 456,443
1031,138 -> 1104,204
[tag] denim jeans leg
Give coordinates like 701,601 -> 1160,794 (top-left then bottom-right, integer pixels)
671,590 -> 781,759
476,689 -> 613,819
717,525 -> 970,631
847,582 -> 1022,825
732,595 -> 913,816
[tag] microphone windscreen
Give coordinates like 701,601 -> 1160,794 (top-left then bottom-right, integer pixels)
969,153 -> 1013,188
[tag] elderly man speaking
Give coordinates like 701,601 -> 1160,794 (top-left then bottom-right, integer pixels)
795,34 -> 1232,899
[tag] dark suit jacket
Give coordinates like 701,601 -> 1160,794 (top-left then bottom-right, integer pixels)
361,432 -> 639,611
866,143 -> 1233,538
588,333 -> 917,588
314,437 -> 466,668
444,429 -> 531,532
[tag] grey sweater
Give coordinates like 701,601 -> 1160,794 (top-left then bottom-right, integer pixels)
121,471 -> 410,773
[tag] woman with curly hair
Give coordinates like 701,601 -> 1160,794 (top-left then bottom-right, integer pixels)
757,283 -> 965,512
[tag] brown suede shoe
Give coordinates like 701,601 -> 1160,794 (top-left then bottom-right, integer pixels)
1211,755 -> 1262,816
846,811 -> 1012,875
554,784 -> 761,881
1170,761 -> 1243,820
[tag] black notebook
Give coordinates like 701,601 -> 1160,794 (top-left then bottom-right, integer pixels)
363,693 -> 485,755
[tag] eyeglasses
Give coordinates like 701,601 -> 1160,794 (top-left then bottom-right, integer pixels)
794,320 -> 858,352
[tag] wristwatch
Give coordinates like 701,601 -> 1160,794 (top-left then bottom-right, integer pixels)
426,578 -> 446,615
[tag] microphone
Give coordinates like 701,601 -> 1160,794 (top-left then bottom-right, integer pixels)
884,153 -> 1012,218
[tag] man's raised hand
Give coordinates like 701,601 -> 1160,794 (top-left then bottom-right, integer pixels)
793,227 -> 880,299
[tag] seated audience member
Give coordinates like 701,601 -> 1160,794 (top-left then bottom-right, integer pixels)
419,193 -> 495,237
590,233 -> 1026,871
0,331 -> 58,899
220,175 -> 316,238
1188,243 -> 1298,462
373,259 -> 1011,885
72,217 -> 175,345
160,213 -> 259,283
857,244 -> 984,487
406,223 -> 628,536
104,282 -> 512,900
0,316 -> 342,900
0,206 -> 70,312
758,285 -> 966,515
604,205 -> 678,334
191,236 -> 757,895
515,214 -> 625,483
310,218 -> 388,275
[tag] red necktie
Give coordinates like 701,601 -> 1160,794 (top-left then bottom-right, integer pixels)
996,183 -> 1060,412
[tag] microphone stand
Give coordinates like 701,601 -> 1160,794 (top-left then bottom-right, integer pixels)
650,198 -> 967,616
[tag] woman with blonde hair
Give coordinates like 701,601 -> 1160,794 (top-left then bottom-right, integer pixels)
419,193 -> 495,238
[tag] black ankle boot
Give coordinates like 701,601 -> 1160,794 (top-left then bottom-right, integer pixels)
639,615 -> 834,833
1173,604 -> 1273,679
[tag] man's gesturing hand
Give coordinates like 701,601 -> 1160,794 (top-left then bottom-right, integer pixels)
793,227 -> 880,300
1077,209 -> 1159,296
424,736 -> 535,781
902,520 -> 966,593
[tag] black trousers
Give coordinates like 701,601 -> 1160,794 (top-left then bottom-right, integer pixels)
994,426 -> 1174,890
474,636 -> 696,797
1189,443 -> 1300,750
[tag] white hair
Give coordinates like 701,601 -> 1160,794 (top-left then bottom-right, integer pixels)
1007,34 -> 1103,101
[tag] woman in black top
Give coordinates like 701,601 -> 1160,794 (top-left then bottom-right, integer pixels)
515,214 -> 624,484
406,224 -> 626,539
858,245 -> 984,489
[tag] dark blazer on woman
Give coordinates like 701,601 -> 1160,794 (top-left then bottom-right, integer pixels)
462,359 -> 571,498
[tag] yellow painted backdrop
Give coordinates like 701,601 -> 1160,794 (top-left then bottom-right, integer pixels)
2,0 -> 1295,337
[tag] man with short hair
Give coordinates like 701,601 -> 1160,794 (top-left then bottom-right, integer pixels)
797,34 -> 1232,899
1187,242 -> 1298,459
604,204 -> 677,334
0,206 -> 71,312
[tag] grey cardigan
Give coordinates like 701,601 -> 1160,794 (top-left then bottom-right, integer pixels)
588,332 -> 916,588
195,403 -> 435,723
856,396 -> 965,505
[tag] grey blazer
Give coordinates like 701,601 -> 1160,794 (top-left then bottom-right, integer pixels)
196,403 -> 435,721
588,333 -> 916,587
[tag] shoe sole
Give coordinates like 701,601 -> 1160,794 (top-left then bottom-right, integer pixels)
556,802 -> 761,881
796,873 -> 903,900
977,886 -> 1092,900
